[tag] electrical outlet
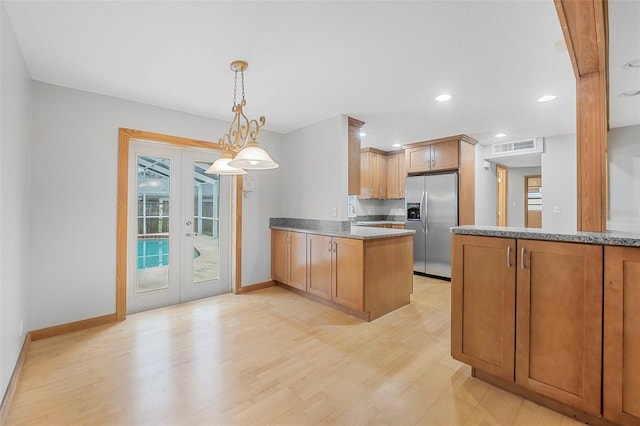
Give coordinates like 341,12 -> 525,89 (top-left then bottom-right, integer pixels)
554,205 -> 561,214
332,207 -> 337,217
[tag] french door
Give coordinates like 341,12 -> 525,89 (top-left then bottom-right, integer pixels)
127,140 -> 230,314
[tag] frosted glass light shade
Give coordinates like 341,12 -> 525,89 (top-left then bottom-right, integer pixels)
205,156 -> 247,175
228,143 -> 279,170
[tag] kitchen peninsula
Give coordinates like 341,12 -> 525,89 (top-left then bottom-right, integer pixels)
450,225 -> 640,425
270,218 -> 414,321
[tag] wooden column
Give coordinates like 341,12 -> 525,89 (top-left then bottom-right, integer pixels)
554,0 -> 608,232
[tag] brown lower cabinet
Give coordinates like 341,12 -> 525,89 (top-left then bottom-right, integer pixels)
272,229 -> 413,320
604,246 -> 640,425
271,229 -> 307,291
451,234 -> 603,417
307,234 -> 363,311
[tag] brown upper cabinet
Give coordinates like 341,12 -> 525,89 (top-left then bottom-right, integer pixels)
386,151 -> 406,199
406,140 -> 458,173
360,148 -> 388,200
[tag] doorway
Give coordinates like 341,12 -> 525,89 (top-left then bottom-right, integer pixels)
126,140 -> 231,314
524,175 -> 543,228
496,164 -> 508,226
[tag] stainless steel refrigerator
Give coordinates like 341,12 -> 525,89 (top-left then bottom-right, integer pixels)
405,172 -> 458,279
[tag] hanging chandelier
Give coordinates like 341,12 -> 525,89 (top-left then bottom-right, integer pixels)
206,60 -> 279,175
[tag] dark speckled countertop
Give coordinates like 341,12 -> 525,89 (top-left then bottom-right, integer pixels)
451,225 -> 640,247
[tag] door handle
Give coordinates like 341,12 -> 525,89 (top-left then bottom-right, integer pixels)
507,245 -> 511,268
328,240 -> 332,252
420,191 -> 427,233
424,192 -> 429,234
186,232 -> 193,237
333,241 -> 337,252
521,247 -> 526,270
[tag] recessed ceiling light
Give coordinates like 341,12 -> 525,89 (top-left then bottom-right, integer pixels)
623,59 -> 640,69
360,131 -> 367,137
392,143 -> 402,148
495,133 -> 507,138
618,90 -> 640,97
537,95 -> 556,103
435,94 -> 452,102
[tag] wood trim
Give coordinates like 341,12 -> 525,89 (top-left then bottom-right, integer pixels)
237,280 -> 276,294
554,1 -> 608,232
554,0 -> 607,77
360,147 -> 388,155
458,140 -> 475,225
234,176 -> 243,294
116,128 -> 228,318
473,369 -> 617,426
404,134 -> 478,149
0,333 -> 31,425
496,165 -> 507,227
348,117 -> 364,196
347,117 -> 365,128
576,71 -> 607,232
277,283 -> 370,322
30,314 -> 117,341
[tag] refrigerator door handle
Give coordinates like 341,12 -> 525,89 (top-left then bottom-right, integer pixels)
421,191 -> 428,234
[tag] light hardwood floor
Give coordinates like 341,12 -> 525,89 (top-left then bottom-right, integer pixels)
7,276 -> 584,425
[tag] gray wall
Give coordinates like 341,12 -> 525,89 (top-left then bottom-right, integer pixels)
541,134 -> 577,232
475,144 -> 497,226
280,115 -> 350,220
29,82 -> 284,330
608,125 -> 640,233
0,2 -> 32,398
507,166 -> 542,228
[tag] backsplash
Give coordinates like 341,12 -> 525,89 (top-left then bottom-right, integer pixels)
355,198 -> 405,218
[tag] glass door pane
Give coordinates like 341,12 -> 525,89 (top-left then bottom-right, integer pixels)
136,155 -> 171,293
192,162 -> 219,284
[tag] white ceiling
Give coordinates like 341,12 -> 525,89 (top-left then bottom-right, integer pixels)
3,1 -> 637,151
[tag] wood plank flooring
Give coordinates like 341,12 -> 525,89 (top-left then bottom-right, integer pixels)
6,276 -> 584,425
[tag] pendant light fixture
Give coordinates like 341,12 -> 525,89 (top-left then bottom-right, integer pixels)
206,60 -> 279,175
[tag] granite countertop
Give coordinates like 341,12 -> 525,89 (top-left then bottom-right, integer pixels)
271,225 -> 414,240
451,225 -> 640,247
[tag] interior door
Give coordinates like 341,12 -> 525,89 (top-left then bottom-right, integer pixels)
127,140 -> 230,314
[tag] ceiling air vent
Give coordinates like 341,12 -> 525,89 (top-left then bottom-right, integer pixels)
489,138 -> 543,157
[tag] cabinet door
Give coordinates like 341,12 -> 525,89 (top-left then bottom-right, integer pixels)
386,154 -> 400,199
430,141 -> 459,171
377,153 -> 387,199
406,146 -> 431,174
370,152 -> 380,199
307,234 -> 332,300
288,232 -> 307,291
271,230 -> 289,284
451,234 -> 516,381
604,246 -> 640,425
359,151 -> 372,199
398,151 -> 406,198
516,239 -> 602,415
332,237 -> 364,311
